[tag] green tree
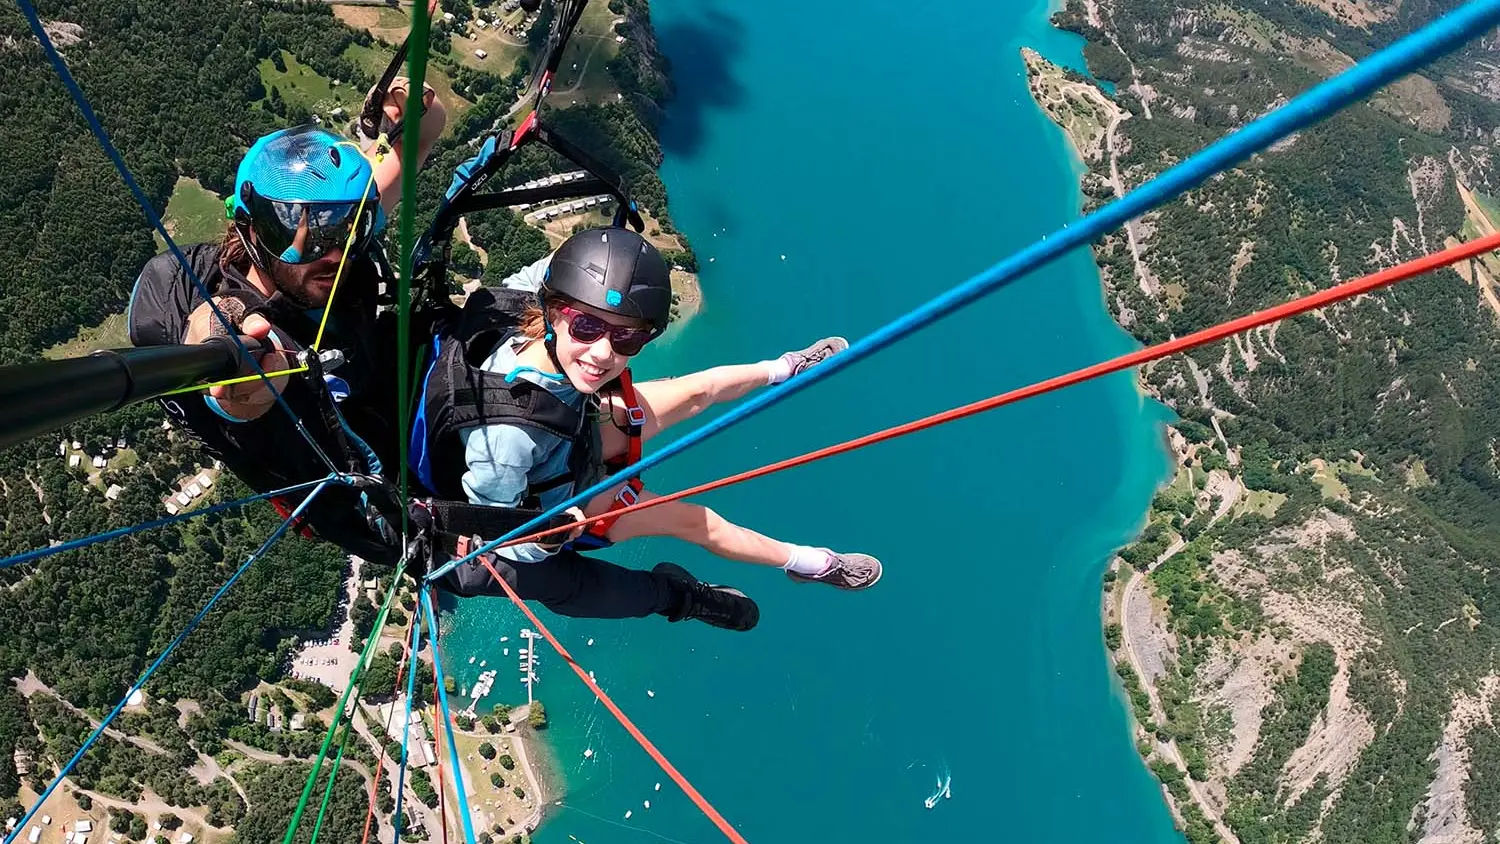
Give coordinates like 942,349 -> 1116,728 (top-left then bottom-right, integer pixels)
478,741 -> 496,760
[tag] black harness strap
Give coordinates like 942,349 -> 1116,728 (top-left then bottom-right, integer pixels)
423,497 -> 578,556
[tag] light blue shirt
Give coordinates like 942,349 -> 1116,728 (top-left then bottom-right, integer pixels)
459,254 -> 582,563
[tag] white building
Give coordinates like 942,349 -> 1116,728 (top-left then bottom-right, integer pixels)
70,440 -> 81,450
91,455 -> 106,469
175,492 -> 191,507
58,441 -> 67,457
165,503 -> 179,516
475,18 -> 488,28
474,48 -> 488,59
115,437 -> 126,449
25,826 -> 37,844
187,482 -> 203,498
105,484 -> 122,501
75,820 -> 92,833
197,472 -> 213,489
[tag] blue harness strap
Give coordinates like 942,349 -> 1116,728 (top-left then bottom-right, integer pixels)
409,334 -> 444,492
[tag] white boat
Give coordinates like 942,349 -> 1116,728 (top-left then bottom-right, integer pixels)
468,656 -> 475,664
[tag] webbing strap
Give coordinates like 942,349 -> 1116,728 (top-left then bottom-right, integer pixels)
585,368 -> 645,539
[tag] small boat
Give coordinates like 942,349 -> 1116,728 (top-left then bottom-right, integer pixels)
468,656 -> 475,664
924,774 -> 952,809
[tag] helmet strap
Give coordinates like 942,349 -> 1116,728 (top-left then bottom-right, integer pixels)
542,319 -> 565,373
232,220 -> 276,280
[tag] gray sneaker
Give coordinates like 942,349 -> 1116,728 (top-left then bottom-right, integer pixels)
786,551 -> 883,590
781,336 -> 849,377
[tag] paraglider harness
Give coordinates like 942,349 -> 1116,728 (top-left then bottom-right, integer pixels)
403,0 -> 651,567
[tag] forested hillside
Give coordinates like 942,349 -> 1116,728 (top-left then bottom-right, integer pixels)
0,0 -> 683,834
1046,1 -> 1500,842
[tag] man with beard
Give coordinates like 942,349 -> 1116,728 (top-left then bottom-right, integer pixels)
127,80 -> 446,562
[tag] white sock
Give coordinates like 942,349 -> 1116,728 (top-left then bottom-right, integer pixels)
762,354 -> 794,385
782,544 -> 833,576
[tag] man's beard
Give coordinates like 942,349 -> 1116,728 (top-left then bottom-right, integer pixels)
269,261 -> 335,309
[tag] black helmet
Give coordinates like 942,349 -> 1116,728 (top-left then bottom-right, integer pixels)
543,227 -> 672,333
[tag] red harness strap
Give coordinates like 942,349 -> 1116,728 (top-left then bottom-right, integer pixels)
268,495 -> 317,539
584,368 -> 645,540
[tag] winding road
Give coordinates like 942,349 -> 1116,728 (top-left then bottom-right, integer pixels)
1117,476 -> 1242,844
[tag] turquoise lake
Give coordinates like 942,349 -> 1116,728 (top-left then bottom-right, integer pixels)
438,0 -> 1185,840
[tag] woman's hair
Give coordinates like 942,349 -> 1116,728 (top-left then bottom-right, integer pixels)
519,293 -> 566,340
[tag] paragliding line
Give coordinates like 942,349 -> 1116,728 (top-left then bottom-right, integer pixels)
285,575 -> 404,842
422,585 -> 479,844
5,479 -> 333,841
473,556 -> 750,844
15,0 -> 344,477
0,476 -> 332,571
428,0 -> 1500,583
392,604 -> 423,839
465,230 -> 1500,551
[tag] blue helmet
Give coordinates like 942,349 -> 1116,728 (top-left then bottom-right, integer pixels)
230,126 -> 385,266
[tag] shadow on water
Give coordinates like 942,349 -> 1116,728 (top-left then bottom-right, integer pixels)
655,6 -> 745,159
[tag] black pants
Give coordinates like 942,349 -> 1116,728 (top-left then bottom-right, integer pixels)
438,549 -> 678,619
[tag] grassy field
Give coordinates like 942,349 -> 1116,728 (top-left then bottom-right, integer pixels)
446,728 -> 536,837
548,0 -> 625,105
259,50 -> 364,119
1235,488 -> 1287,518
343,42 -> 475,130
43,312 -> 129,359
154,177 -> 225,252
1475,190 -> 1500,230
337,0 -> 624,107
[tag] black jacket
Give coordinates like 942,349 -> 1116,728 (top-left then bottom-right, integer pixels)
128,243 -> 404,563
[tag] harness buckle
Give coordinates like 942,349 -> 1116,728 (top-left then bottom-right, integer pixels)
626,405 -> 647,427
615,484 -> 639,507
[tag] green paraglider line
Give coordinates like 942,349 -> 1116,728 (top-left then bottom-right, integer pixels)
308,724 -> 353,844
6,481 -> 335,842
281,576 -> 402,843
395,0 -> 433,544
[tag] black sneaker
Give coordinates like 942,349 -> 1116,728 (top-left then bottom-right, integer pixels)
654,563 -> 760,631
